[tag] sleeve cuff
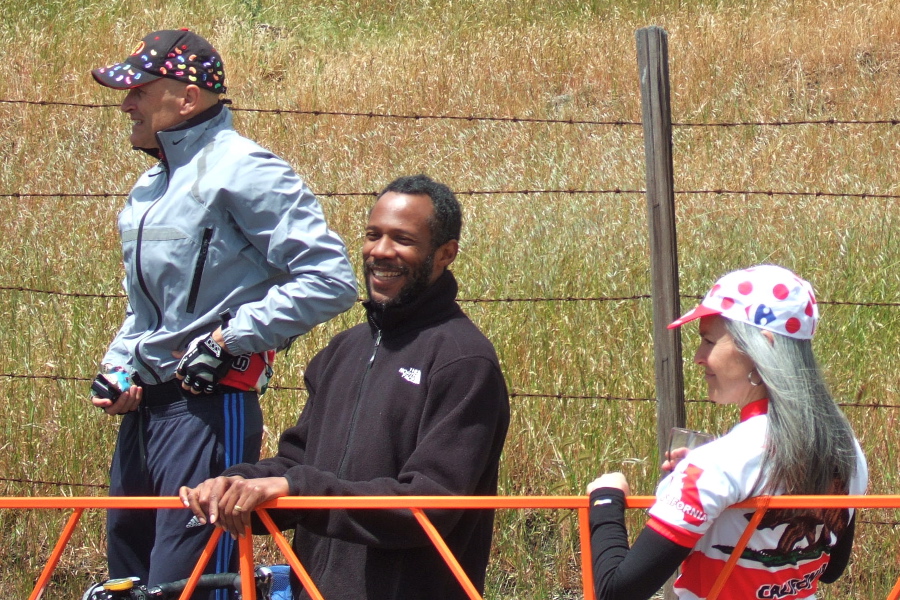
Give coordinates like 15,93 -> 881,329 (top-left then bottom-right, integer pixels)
589,487 -> 628,527
590,487 -> 627,507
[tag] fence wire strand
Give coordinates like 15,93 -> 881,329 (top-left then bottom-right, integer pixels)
1,372 -> 897,409
3,285 -> 900,308
4,98 -> 899,128
6,188 -> 900,201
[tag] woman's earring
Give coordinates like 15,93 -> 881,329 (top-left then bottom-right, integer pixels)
748,370 -> 763,386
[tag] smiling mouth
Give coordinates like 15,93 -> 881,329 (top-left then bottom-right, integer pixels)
366,261 -> 407,280
371,268 -> 403,279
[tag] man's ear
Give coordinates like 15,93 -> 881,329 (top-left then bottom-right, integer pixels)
761,329 -> 775,346
180,85 -> 203,117
434,239 -> 459,271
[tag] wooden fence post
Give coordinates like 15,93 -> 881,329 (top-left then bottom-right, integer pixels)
636,26 -> 685,471
637,24 -> 684,600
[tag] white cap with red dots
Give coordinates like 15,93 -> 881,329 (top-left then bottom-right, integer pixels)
668,265 -> 818,340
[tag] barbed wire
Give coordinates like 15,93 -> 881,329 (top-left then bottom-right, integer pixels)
859,519 -> 900,527
4,98 -> 899,129
675,118 -> 900,127
266,383 -> 900,407
0,286 -> 125,299
0,99 -> 118,109
0,476 -> 107,490
7,187 -> 900,202
0,189 -> 644,199
232,106 -> 642,127
0,192 -> 127,198
3,285 -> 900,308
1,373 -> 88,383
0,99 -> 639,126
458,295 -> 651,303
2,372 -> 897,409
675,189 -> 900,201
0,287 -> 653,302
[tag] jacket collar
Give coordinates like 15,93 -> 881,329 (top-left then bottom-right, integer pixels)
136,102 -> 229,164
364,270 -> 461,335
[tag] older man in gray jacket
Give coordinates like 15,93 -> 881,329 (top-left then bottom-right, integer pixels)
89,28 -> 357,596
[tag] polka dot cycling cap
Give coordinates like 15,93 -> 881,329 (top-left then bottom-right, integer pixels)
668,265 -> 819,340
91,29 -> 226,93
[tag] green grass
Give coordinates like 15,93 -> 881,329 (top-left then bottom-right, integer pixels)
2,0 -> 900,597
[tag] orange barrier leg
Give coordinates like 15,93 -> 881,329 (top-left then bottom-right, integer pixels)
177,526 -> 223,600
410,508 -> 483,600
887,575 -> 900,600
578,507 -> 596,600
239,528 -> 256,600
29,508 -> 83,600
707,496 -> 771,600
257,509 -> 326,600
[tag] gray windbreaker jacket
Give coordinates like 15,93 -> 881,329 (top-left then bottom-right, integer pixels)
103,104 -> 357,385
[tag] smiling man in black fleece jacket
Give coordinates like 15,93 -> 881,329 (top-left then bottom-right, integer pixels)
181,174 -> 511,600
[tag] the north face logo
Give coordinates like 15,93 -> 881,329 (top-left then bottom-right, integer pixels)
399,367 -> 422,385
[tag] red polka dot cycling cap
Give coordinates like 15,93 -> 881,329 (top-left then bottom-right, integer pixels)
668,265 -> 818,340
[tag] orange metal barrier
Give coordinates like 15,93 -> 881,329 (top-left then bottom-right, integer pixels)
2,494 -> 898,600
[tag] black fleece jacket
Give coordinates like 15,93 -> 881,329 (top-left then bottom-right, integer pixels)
224,270 -> 510,600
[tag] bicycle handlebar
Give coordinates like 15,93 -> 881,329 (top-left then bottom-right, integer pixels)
152,572 -> 242,596
84,567 -> 275,599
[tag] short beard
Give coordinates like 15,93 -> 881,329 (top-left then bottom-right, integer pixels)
365,252 -> 434,311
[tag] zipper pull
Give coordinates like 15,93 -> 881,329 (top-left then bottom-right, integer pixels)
369,330 -> 382,365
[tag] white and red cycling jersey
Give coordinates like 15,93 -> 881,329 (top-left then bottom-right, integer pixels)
648,399 -> 868,600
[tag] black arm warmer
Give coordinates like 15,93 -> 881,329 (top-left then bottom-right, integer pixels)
589,487 -> 692,600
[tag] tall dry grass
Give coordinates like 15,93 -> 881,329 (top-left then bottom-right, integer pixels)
1,0 -> 900,597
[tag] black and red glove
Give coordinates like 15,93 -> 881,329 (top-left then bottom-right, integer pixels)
176,333 -> 234,394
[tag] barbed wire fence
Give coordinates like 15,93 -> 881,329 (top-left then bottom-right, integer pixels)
2,97 -> 899,518
5,98 -> 900,128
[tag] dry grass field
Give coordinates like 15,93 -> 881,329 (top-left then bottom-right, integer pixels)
1,0 -> 899,597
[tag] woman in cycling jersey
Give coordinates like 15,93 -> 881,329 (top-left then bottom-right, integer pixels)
587,265 -> 867,600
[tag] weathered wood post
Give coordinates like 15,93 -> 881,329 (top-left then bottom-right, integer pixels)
636,26 -> 685,472
637,25 -> 684,600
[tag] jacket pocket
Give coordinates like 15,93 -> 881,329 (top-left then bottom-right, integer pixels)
186,227 -> 213,314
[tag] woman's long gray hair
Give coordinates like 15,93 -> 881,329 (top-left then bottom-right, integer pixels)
725,319 -> 857,496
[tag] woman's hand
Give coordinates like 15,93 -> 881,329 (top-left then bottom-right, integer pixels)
586,472 -> 630,495
662,446 -> 690,473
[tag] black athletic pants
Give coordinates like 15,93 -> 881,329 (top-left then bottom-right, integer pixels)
107,383 -> 263,599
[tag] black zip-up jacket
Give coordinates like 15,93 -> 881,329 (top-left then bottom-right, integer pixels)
225,270 -> 510,599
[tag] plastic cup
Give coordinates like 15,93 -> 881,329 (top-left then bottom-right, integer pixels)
668,427 -> 715,461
